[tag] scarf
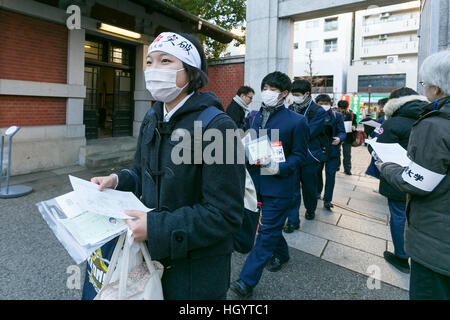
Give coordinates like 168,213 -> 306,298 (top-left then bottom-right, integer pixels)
233,95 -> 250,113
292,95 -> 312,115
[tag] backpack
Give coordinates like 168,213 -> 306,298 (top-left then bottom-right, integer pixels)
197,107 -> 260,254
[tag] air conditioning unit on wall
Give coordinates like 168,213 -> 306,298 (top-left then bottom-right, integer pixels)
387,55 -> 399,64
380,12 -> 391,19
379,34 -> 388,41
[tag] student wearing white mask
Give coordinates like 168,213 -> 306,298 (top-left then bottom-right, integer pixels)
315,94 -> 346,210
85,32 -> 245,300
230,71 -> 309,299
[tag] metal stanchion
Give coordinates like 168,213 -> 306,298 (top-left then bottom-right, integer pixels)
0,126 -> 33,198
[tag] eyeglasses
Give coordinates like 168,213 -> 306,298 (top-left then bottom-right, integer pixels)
419,81 -> 426,87
246,95 -> 254,101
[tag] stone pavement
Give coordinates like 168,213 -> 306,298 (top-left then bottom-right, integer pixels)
0,145 -> 409,300
282,145 -> 410,291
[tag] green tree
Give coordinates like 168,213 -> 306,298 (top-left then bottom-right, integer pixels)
163,0 -> 246,58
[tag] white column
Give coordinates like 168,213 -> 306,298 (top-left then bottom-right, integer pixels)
245,0 -> 293,109
133,44 -> 153,137
66,29 -> 86,138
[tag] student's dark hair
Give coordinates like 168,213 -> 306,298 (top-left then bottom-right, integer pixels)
377,98 -> 389,107
315,94 -> 332,103
178,33 -> 209,94
337,100 -> 349,109
388,87 -> 419,100
237,86 -> 255,96
291,79 -> 312,94
260,71 -> 292,93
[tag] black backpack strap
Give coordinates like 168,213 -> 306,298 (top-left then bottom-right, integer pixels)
307,104 -> 320,123
196,106 -> 225,130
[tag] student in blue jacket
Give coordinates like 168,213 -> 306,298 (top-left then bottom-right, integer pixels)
315,94 -> 346,210
230,71 -> 309,299
284,80 -> 330,233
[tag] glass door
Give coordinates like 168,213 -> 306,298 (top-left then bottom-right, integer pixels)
112,69 -> 133,137
83,66 -> 99,139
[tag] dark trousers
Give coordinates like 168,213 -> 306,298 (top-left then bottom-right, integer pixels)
342,142 -> 352,173
387,199 -> 408,259
239,196 -> 291,288
287,162 -> 319,225
410,260 -> 450,300
317,156 -> 340,202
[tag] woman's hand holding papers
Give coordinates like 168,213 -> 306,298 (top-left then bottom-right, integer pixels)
124,210 -> 148,242
91,174 -> 118,191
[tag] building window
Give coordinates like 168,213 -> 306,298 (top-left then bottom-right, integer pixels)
324,39 -> 338,52
358,74 -> 406,92
313,75 -> 334,93
324,17 -> 338,32
110,45 -> 130,65
305,40 -> 319,49
306,20 -> 320,29
293,42 -> 299,50
84,40 -> 104,61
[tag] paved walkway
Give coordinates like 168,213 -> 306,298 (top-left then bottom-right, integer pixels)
283,145 -> 410,291
0,145 -> 409,299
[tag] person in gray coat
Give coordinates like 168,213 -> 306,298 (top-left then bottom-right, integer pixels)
377,50 -> 450,300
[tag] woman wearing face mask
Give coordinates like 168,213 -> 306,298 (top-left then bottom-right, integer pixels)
84,32 -> 245,300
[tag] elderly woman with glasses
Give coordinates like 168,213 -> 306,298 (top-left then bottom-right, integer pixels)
377,50 -> 450,300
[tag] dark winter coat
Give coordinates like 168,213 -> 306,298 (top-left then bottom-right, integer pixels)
327,110 -> 346,159
244,105 -> 309,199
226,99 -> 246,129
289,102 -> 330,164
115,91 -> 245,299
376,95 -> 429,201
381,96 -> 450,276
342,110 -> 357,144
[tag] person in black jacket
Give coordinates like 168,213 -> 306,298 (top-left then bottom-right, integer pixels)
226,86 -> 255,129
373,87 -> 428,274
86,32 -> 245,300
337,100 -> 357,175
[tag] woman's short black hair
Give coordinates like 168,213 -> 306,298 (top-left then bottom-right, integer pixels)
388,87 -> 419,100
337,100 -> 349,109
315,94 -> 332,104
260,71 -> 292,93
178,33 -> 209,94
292,79 -> 312,94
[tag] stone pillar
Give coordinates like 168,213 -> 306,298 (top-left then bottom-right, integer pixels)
66,28 -> 86,138
245,0 -> 293,109
418,0 -> 450,93
133,44 -> 153,137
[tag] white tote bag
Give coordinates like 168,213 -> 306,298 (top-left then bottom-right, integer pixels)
95,230 -> 164,300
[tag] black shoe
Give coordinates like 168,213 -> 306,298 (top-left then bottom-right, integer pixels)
230,279 -> 253,299
383,251 -> 410,274
345,171 -> 352,175
265,256 -> 289,272
324,201 -> 334,210
305,211 -> 315,220
283,222 -> 300,233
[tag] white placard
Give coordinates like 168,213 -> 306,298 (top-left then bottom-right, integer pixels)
362,120 -> 382,128
365,139 -> 410,167
344,121 -> 353,133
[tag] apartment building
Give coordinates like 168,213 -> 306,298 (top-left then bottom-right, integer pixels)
347,1 -> 421,98
292,13 -> 353,99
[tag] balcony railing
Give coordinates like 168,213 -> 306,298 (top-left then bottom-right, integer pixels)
360,40 -> 418,58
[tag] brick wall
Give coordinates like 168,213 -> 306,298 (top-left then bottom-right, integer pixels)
0,9 -> 68,127
0,9 -> 68,83
0,96 -> 66,127
202,57 -> 245,110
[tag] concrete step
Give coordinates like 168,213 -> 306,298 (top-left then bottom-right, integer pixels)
85,150 -> 136,168
84,136 -> 137,155
80,136 -> 138,168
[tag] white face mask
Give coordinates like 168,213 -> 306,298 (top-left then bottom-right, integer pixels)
321,105 -> 331,111
292,95 -> 305,105
144,68 -> 188,102
261,90 -> 281,107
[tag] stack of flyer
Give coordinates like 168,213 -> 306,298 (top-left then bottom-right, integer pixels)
36,175 -> 152,264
